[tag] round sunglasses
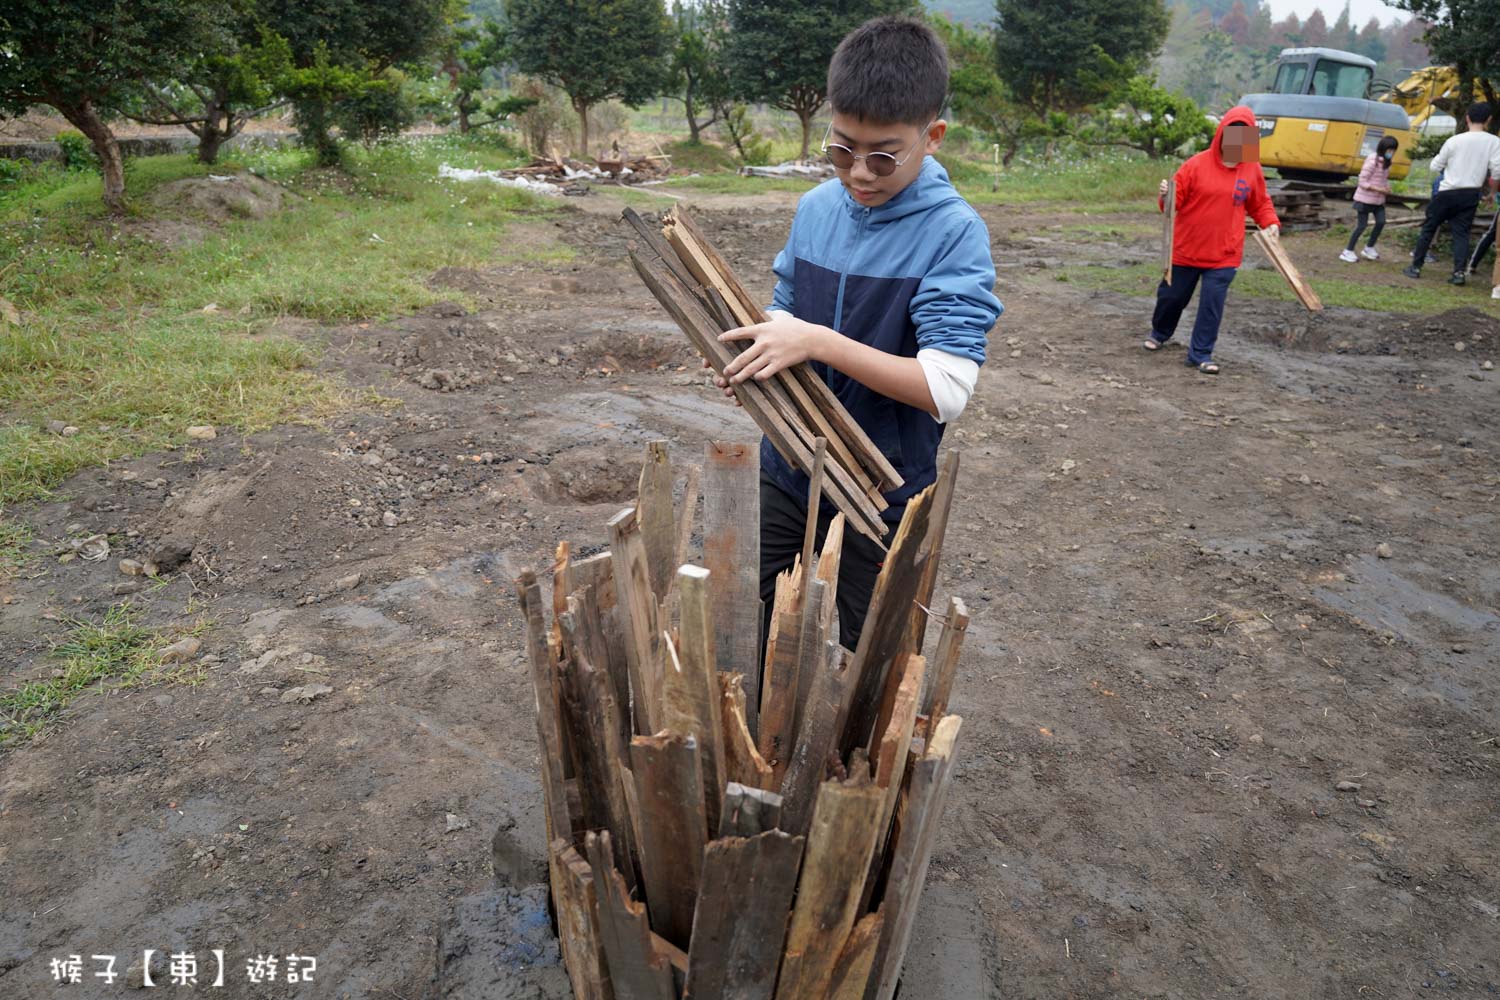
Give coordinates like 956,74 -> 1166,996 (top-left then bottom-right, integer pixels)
820,121 -> 936,177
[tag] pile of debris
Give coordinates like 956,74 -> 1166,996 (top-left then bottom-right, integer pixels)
517,440 -> 970,1000
623,206 -> 902,545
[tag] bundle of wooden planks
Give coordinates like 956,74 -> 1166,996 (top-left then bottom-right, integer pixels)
622,206 -> 902,547
517,440 -> 971,1000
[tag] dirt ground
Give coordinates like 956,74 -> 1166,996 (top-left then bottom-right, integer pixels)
2,185 -> 1497,999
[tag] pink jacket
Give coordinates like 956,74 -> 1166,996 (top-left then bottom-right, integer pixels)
1354,153 -> 1391,205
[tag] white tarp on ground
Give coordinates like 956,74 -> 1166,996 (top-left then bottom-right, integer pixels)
739,162 -> 835,180
438,163 -> 562,196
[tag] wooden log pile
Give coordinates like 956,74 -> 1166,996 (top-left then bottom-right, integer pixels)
517,440 -> 971,1000
622,207 -> 903,547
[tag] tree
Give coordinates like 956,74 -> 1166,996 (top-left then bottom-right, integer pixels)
1084,75 -> 1215,158
1302,10 -> 1329,46
1392,0 -> 1499,120
505,0 -> 671,155
444,20 -> 533,133
1221,1 -> 1251,45
1330,3 -> 1357,50
667,0 -> 733,143
1354,19 -> 1388,64
994,0 -> 1170,115
724,0 -> 915,160
0,0 -> 227,210
932,15 -> 1050,164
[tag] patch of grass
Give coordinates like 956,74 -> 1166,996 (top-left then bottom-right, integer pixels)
1068,259 -> 1492,313
0,133 -> 548,502
0,514 -> 30,580
664,173 -> 819,195
0,603 -> 161,744
665,139 -> 739,173
944,152 -> 1166,213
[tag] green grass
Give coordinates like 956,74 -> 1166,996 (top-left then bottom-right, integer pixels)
1068,258 -> 1491,313
943,152 -> 1166,212
0,514 -> 29,580
664,139 -> 740,173
0,603 -> 193,745
664,173 -> 819,195
0,133 -> 551,503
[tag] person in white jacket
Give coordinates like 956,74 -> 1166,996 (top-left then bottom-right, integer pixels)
1404,102 -> 1500,285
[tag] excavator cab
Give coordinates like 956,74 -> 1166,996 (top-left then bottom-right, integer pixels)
1242,47 -> 1415,181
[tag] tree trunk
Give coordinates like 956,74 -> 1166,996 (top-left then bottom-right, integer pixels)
574,98 -> 591,157
57,98 -> 126,212
457,96 -> 472,135
197,126 -> 228,164
798,108 -> 814,160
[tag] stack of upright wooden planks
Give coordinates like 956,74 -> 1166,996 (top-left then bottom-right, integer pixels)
622,206 -> 902,547
518,440 -> 971,1000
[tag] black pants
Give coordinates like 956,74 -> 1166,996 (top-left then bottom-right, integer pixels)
1346,203 -> 1385,251
760,473 -> 892,654
1412,188 -> 1481,274
1470,211 -> 1497,273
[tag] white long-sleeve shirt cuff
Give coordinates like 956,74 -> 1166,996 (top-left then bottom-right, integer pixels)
917,348 -> 979,424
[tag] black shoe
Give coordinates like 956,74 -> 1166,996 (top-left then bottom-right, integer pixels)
1403,265 -> 1422,279
1449,272 -> 1466,286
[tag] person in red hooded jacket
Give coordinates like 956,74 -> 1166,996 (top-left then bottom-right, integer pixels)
1144,106 -> 1281,374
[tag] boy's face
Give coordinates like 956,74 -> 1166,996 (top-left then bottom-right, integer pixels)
1220,124 -> 1259,167
826,113 -> 946,208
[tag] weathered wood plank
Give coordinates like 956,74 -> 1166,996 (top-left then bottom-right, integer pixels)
675,463 -> 701,569
1162,177 -> 1176,285
814,514 -> 845,641
702,441 -> 763,729
629,732 -> 707,949
778,637 -> 852,838
683,830 -> 805,1000
860,652 -> 926,911
720,672 -> 776,790
800,437 -> 827,580
609,507 -> 662,736
550,839 -> 614,1000
791,576 -> 829,736
638,441 -> 676,602
866,715 -> 964,1000
1254,229 -> 1323,311
824,912 -> 883,1000
587,831 -> 676,1000
904,451 -> 959,657
718,782 -> 784,838
921,596 -> 970,727
518,571 -> 575,844
665,565 -> 725,834
774,769 -> 884,1000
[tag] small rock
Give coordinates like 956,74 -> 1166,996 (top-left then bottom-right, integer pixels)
280,683 -> 333,704
1454,341 -> 1466,352
1335,780 -> 1362,792
1356,798 -> 1377,808
1248,734 -> 1263,744
1297,474 -> 1311,485
479,452 -> 496,464
111,580 -> 147,596
259,686 -> 281,697
45,420 -> 68,435
1451,643 -> 1468,654
382,511 -> 399,528
1059,459 -> 1076,473
119,558 -> 145,576
334,572 -> 363,592
1375,542 -> 1393,559
186,425 -> 217,441
61,425 -> 79,437
361,452 -> 384,468
159,637 -> 203,664
153,694 -> 174,709
1483,361 -> 1494,371
445,813 -> 471,834
149,536 -> 194,573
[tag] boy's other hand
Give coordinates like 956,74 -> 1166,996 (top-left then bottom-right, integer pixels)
702,357 -> 741,405
1159,179 -> 1169,197
1263,223 -> 1280,238
719,316 -> 827,384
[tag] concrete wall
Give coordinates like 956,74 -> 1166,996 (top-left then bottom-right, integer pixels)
0,131 -> 292,163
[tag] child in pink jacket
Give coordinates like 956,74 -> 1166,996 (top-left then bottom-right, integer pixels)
1341,136 -> 1397,261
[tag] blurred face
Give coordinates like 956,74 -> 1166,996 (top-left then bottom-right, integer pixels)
1221,124 -> 1260,166
825,113 -> 946,207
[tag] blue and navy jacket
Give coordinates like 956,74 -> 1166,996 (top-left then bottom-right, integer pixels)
765,156 -> 1002,522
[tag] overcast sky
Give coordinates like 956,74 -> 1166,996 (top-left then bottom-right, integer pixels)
1259,0 -> 1411,26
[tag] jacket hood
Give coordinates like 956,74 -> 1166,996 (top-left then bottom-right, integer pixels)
841,156 -> 966,222
1212,105 -> 1258,165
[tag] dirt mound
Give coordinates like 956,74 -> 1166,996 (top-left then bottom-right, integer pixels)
148,172 -> 287,220
1235,302 -> 1499,359
571,332 -> 693,373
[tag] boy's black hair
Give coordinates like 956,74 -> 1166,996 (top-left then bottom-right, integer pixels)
1376,135 -> 1398,155
827,16 -> 948,126
1467,101 -> 1492,124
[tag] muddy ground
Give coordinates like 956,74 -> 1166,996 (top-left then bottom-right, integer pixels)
2,186 -> 1497,999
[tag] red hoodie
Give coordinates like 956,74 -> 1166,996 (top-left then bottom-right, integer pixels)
1158,106 -> 1279,269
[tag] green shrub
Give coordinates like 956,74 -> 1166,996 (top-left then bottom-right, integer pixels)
55,131 -> 96,172
0,158 -> 28,186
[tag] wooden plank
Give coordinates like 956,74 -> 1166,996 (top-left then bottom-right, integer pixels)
838,483 -> 938,757
587,831 -> 675,1000
638,441 -> 677,603
721,672 -> 776,790
664,565 -> 726,835
860,653 -> 926,911
774,770 -> 885,1000
550,839 -> 614,1000
684,830 -> 804,1000
922,596 -> 970,726
1162,176 -> 1176,285
702,441 -> 763,727
757,602 -> 803,785
622,205 -> 702,296
571,551 -> 617,611
815,514 -> 845,641
866,715 -> 963,1000
517,571 -> 575,844
905,450 -> 959,657
791,575 -> 829,729
629,732 -> 708,949
609,507 -> 662,736
824,912 -> 884,1000
1254,229 -> 1323,311
675,463 -> 701,569
718,782 -> 784,838
800,437 -> 827,580
778,638 -> 852,838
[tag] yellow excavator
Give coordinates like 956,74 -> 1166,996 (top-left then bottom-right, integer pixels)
1240,47 -> 1417,181
1380,65 -> 1490,135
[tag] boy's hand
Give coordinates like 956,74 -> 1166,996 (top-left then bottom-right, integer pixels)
703,357 -> 741,405
1263,223 -> 1280,238
1159,179 -> 1169,197
719,315 -> 828,384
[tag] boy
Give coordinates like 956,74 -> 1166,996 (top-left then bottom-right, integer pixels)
1403,102 -> 1500,285
1144,107 -> 1280,375
713,16 -> 1002,650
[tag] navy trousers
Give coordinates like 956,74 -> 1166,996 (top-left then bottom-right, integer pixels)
1151,264 -> 1236,365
